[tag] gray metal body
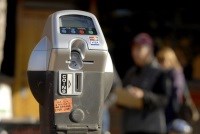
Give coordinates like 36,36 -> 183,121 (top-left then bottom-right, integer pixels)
27,10 -> 113,134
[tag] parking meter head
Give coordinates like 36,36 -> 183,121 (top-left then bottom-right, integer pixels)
27,10 -> 114,133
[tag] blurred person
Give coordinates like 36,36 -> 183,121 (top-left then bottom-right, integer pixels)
156,46 -> 199,133
157,47 -> 185,126
102,66 -> 122,134
0,0 -> 7,69
0,0 -> 13,121
120,33 -> 170,134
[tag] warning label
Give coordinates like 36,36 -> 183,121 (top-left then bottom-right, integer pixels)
54,98 -> 72,113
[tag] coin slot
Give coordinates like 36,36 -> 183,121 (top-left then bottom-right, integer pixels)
75,73 -> 82,93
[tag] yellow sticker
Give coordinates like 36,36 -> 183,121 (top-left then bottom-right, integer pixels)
54,98 -> 72,113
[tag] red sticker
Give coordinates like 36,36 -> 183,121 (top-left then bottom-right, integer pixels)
54,98 -> 72,113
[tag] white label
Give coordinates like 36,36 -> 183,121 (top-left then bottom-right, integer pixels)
90,41 -> 100,45
60,73 -> 73,95
59,71 -> 82,96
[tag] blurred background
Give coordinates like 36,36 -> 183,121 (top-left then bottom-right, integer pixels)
0,0 -> 200,133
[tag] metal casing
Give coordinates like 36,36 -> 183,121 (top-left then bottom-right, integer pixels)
27,10 -> 113,134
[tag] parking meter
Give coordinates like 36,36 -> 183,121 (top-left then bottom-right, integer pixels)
27,10 -> 113,134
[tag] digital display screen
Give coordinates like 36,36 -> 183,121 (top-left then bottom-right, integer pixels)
59,15 -> 97,35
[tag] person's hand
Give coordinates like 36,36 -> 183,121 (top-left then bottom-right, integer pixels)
128,86 -> 144,99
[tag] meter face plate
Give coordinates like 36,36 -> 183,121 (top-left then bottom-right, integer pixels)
59,15 -> 97,35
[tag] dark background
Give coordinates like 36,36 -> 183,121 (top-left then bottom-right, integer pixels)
2,1 -> 200,81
